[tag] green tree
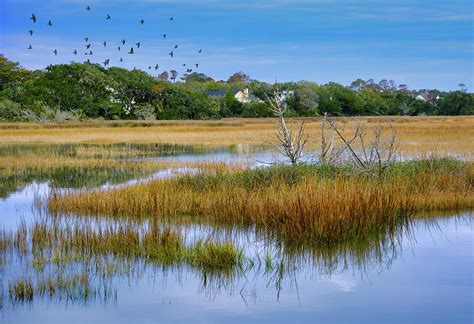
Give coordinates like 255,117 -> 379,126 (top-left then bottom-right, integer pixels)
0,55 -> 32,92
458,83 -> 467,93
358,89 -> 390,115
350,79 -> 366,91
320,83 -> 365,115
9,63 -> 115,118
286,81 -> 319,116
158,87 -> 218,120
437,91 -> 473,115
224,91 -> 243,116
227,72 -> 250,84
242,102 -> 272,117
158,71 -> 169,82
181,72 -> 214,83
170,70 -> 178,83
107,67 -> 156,117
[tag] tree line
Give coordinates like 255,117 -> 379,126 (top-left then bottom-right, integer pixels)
0,55 -> 472,121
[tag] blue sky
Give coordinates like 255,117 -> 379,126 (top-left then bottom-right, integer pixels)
1,0 -> 473,90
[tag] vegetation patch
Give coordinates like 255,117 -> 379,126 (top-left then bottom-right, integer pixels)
48,158 -> 473,244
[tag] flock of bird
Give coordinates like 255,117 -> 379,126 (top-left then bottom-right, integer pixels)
27,5 -> 203,77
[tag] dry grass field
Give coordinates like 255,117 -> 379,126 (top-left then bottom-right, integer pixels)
0,116 -> 473,158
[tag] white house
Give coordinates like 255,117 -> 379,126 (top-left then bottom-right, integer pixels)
206,88 -> 262,103
415,92 -> 440,102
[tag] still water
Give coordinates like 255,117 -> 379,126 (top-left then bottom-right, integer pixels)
1,147 -> 473,323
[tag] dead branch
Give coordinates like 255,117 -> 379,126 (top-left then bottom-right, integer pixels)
320,114 -> 399,176
265,88 -> 307,164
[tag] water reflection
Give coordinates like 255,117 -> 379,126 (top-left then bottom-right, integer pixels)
0,143 -> 216,199
0,143 -> 472,323
1,211 -> 472,320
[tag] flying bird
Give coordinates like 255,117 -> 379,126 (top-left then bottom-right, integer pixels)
85,37 -> 89,42
182,63 -> 186,67
120,58 -> 123,62
73,50 -> 77,55
86,5 -> 91,11
198,49 -> 202,53
148,66 -> 152,70
47,20 -> 53,27
53,49 -> 58,56
140,19 -> 145,25
106,14 -> 111,20
169,51 -> 174,58
28,30 -> 33,36
30,14 -> 37,23
103,41 -> 107,47
136,42 -> 141,48
169,17 -> 174,21
154,64 -> 159,70
128,47 -> 134,54
195,64 -> 199,68
86,44 -> 91,49
86,59 -> 91,63
174,44 -> 178,49
28,45 -> 32,49
103,59 -> 110,66
117,46 -> 121,51
89,50 -> 93,55
121,39 -> 126,45
162,34 -> 167,39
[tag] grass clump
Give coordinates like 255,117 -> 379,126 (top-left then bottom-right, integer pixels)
187,240 -> 243,273
9,279 -> 34,302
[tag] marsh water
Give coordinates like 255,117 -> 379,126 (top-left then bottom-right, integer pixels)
1,144 -> 472,323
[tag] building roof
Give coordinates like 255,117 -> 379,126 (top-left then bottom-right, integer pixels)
247,94 -> 259,101
206,90 -> 240,97
417,92 -> 436,101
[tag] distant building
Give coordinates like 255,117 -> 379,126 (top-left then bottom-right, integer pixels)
415,92 -> 440,102
206,88 -> 262,103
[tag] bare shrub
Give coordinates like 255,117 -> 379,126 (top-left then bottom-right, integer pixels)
265,89 -> 307,164
321,113 -> 399,176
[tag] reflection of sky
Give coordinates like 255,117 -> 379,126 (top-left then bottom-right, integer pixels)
3,217 -> 472,323
0,182 -> 49,231
330,277 -> 358,293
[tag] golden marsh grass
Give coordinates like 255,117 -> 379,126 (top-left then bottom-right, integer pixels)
0,116 -> 473,158
48,159 -> 474,244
